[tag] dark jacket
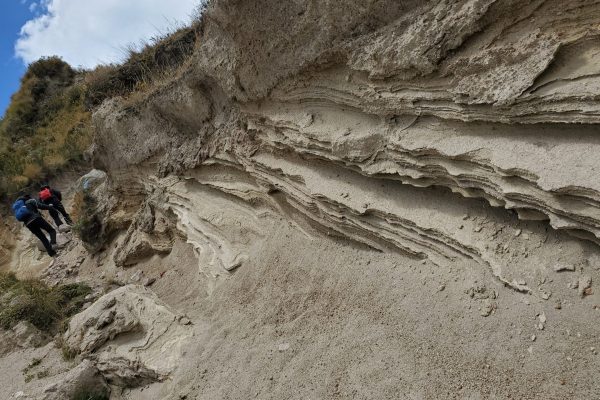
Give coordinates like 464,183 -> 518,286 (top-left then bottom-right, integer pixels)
18,197 -> 53,225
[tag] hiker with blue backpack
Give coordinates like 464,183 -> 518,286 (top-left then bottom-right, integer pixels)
12,194 -> 58,257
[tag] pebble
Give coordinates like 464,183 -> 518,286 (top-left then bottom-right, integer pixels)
541,291 -> 551,300
130,270 -> 143,283
578,275 -> 592,297
555,301 -> 562,310
143,277 -> 156,287
278,343 -> 290,352
568,280 -> 579,289
553,263 -> 576,272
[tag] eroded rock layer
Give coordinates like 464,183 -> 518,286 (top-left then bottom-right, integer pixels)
83,0 -> 600,398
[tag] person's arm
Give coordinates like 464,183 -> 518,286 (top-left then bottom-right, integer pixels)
29,199 -> 53,210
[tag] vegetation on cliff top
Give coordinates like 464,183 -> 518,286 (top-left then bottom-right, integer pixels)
0,16 -> 201,201
0,57 -> 91,198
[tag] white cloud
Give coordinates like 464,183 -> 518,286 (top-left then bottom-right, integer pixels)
16,0 -> 199,68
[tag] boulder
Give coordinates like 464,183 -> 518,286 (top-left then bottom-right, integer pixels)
41,360 -> 110,400
63,285 -> 192,387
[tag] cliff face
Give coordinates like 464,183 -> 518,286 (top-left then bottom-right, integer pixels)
5,1 -> 600,399
93,0 -> 600,282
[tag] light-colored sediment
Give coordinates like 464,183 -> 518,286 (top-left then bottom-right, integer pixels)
3,1 -> 600,399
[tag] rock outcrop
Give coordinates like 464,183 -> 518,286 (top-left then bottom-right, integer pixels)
41,360 -> 110,400
64,285 -> 192,387
90,0 -> 600,284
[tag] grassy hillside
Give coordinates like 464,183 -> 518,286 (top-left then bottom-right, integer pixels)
0,20 -> 200,202
0,57 -> 91,199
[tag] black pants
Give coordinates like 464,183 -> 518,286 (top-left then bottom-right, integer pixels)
48,201 -> 72,226
27,217 -> 57,256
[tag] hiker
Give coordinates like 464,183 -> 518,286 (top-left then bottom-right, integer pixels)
12,194 -> 58,257
38,185 -> 73,227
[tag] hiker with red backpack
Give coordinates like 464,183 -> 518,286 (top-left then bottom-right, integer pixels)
38,185 -> 73,227
12,194 -> 58,257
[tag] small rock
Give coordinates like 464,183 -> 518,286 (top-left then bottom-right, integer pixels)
178,316 -> 192,326
530,335 -> 536,342
578,275 -> 592,297
540,291 -> 551,300
474,226 -> 483,233
539,313 -> 547,324
438,284 -> 445,292
129,270 -> 143,283
143,277 -> 156,287
538,313 -> 546,331
14,392 -> 26,399
278,343 -> 290,352
527,346 -> 533,354
84,294 -> 95,302
569,279 -> 579,289
515,229 -> 522,237
555,301 -> 562,310
553,263 -> 576,272
516,279 -> 527,286
480,301 -> 496,317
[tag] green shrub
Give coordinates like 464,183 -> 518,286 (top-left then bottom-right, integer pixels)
84,24 -> 198,107
0,272 -> 91,332
0,57 -> 91,200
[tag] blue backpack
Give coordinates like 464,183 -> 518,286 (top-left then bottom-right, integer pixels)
12,199 -> 32,222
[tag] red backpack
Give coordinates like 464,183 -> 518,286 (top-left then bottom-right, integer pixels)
39,188 -> 52,201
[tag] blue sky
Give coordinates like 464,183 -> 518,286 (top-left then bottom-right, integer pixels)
1,0 -> 199,117
0,1 -> 30,115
